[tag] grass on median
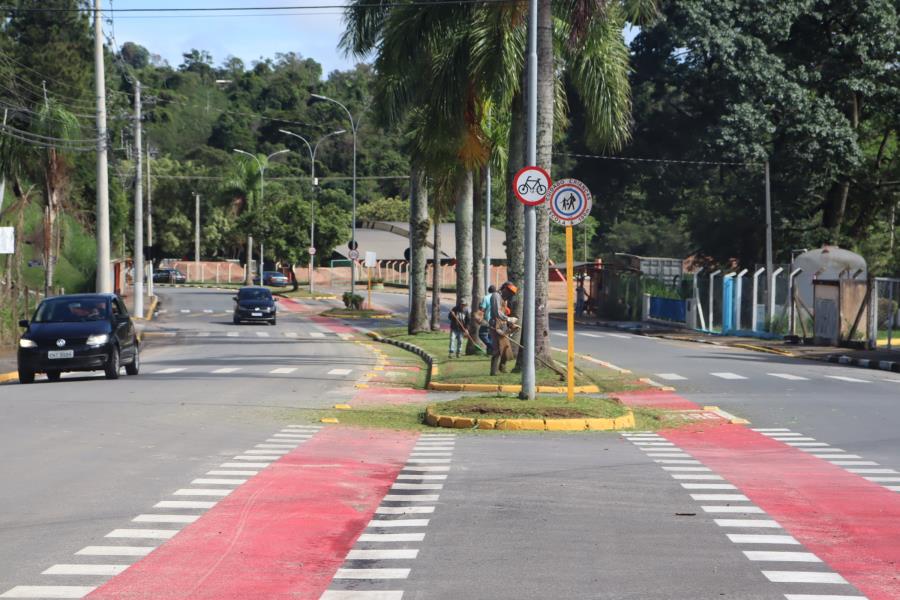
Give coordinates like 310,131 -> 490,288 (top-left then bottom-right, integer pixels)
322,308 -> 393,319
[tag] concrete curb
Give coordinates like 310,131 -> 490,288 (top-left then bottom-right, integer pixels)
322,311 -> 394,320
424,405 -> 635,431
366,331 -> 436,389
731,343 -> 794,357
0,370 -> 18,384
143,295 -> 158,321
825,354 -> 900,373
427,382 -> 601,394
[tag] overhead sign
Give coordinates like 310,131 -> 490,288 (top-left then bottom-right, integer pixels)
0,227 -> 13,254
364,251 -> 377,268
513,166 -> 551,206
308,247 -> 317,256
547,179 -> 592,227
348,249 -> 360,261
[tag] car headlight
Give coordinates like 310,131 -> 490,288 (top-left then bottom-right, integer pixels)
86,334 -> 109,346
19,338 -> 36,348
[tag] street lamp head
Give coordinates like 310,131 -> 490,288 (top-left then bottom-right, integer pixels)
333,129 -> 347,135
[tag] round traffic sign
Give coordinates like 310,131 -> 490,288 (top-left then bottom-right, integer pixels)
348,249 -> 360,260
348,240 -> 358,251
513,166 -> 551,206
308,247 -> 316,256
547,179 -> 592,226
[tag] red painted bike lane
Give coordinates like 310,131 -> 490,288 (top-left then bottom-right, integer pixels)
88,427 -> 418,600
664,423 -> 900,600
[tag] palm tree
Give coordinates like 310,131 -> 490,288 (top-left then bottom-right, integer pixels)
408,163 -> 429,333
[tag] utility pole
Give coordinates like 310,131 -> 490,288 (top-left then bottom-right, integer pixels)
764,160 -> 774,326
260,241 -> 264,284
133,81 -> 144,317
146,140 -> 153,297
485,165 -> 491,287
194,193 -> 200,281
94,0 -> 111,293
521,0 -> 538,400
246,235 -> 253,285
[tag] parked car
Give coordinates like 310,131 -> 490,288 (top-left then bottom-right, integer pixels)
153,268 -> 186,284
17,293 -> 140,383
255,271 -> 289,287
233,286 -> 278,325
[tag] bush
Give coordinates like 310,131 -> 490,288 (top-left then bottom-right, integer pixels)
369,277 -> 384,285
342,291 -> 364,310
877,297 -> 899,329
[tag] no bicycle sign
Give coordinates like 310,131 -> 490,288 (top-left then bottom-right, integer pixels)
547,179 -> 592,227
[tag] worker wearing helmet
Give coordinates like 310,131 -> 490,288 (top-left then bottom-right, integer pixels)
489,281 -> 519,375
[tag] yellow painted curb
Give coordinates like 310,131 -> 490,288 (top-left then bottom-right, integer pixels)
424,406 -> 635,431
0,371 -> 19,384
703,405 -> 751,425
144,296 -> 159,321
731,343 -> 795,357
427,382 -> 600,394
320,417 -> 340,424
355,383 -> 369,389
334,404 -> 352,410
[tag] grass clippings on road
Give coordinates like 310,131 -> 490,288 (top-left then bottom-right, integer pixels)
322,308 -> 393,319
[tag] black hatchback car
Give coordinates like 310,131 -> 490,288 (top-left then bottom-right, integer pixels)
17,293 -> 140,383
153,268 -> 186,284
233,286 -> 277,325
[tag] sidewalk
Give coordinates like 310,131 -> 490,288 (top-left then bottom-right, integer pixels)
553,312 -> 900,373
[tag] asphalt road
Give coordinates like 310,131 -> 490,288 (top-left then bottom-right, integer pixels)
0,287 -> 373,595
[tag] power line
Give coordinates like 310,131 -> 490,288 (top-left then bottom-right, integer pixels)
0,1 -> 520,13
561,152 -> 761,167
150,174 -> 409,181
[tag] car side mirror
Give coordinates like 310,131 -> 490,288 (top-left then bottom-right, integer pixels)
18,319 -> 28,328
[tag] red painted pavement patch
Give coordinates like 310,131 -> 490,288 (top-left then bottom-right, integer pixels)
275,296 -> 316,315
310,315 -> 356,334
352,386 -> 429,406
614,389 -> 701,411
665,422 -> 900,600
88,427 -> 418,600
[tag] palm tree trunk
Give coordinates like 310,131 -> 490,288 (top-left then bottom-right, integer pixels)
454,169 -> 474,314
534,0 -> 555,364
408,164 -> 429,333
467,168 -> 485,353
506,90 -> 526,324
430,213 -> 442,331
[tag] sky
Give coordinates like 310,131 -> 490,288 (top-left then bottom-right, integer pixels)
109,1 -> 362,77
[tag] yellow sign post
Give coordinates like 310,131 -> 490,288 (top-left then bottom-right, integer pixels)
546,178 -> 593,402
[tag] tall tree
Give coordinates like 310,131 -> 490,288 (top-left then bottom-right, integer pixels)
408,165 -> 429,333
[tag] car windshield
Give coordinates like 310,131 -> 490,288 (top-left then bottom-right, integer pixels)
33,298 -> 111,323
238,289 -> 272,301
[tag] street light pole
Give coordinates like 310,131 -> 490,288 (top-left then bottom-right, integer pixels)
94,0 -> 111,293
133,80 -> 143,317
279,129 -> 346,294
522,0 -> 538,400
310,94 -> 359,297
234,148 -> 289,286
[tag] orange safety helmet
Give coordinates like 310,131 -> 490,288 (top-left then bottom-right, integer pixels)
501,281 -> 518,295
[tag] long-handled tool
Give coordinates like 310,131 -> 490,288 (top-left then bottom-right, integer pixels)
450,311 -> 488,355
489,322 -> 566,377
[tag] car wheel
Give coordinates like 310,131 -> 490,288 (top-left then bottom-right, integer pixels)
46,371 -> 61,382
233,317 -> 240,325
105,347 -> 121,380
125,347 -> 140,376
270,318 -> 277,326
18,368 -> 35,384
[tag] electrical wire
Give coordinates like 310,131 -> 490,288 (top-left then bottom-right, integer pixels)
1,1 -> 522,13
561,152 -> 761,167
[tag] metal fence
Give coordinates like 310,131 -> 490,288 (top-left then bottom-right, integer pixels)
875,277 -> 900,350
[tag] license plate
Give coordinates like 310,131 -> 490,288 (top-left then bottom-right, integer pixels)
48,350 -> 74,359
251,312 -> 263,317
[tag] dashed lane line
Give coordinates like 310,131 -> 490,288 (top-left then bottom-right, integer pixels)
710,372 -> 748,380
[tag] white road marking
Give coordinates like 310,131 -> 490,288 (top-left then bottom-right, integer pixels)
785,442 -> 830,447
346,549 -> 419,560
799,447 -> 844,453
320,592 -> 403,600
155,368 -> 186,374
284,332 -> 298,338
633,442 -> 675,446
702,506 -> 764,514
270,367 -> 296,374
715,519 -> 781,528
753,428 -> 791,432
743,551 -> 821,562
727,534 -> 799,544
681,483 -> 737,490
711,372 -> 747,380
607,333 -> 630,339
392,483 -> 443,490
671,474 -> 724,480
396,474 -> 447,480
383,494 -> 439,502
865,476 -> 900,482
207,470 -> 257,476
778,437 -> 817,442
829,461 -> 878,466
413,446 -> 454,451
357,533 -> 425,542
173,488 -> 231,497
256,443 -> 295,449
310,332 -> 326,338
106,529 -> 177,539
155,500 -> 217,509
405,459 -> 451,464
43,564 -> 128,576
645,453 -> 692,458
243,449 -> 290,455
654,459 -> 701,464
0,586 -> 97,598
197,332 -> 210,338
233,455 -> 280,461
328,368 -> 353,375
203,309 -> 213,313
191,478 -> 247,485
816,454 -> 861,459
767,373 -> 810,381
551,331 -> 567,337
221,462 -> 269,468
784,595 -> 867,600
580,332 -> 603,338
760,432 -> 805,437
334,569 -> 410,579
847,468 -> 897,474
762,571 -> 847,584
825,375 -> 869,383
367,519 -> 430,527
656,373 -> 687,381
212,367 -> 241,374
410,452 -> 453,457
180,309 -> 190,314
338,333 -> 354,340
272,433 -> 311,438
661,466 -> 710,471
75,546 -> 153,557
689,494 -> 749,502
132,514 -> 199,524
226,332 -> 239,337
376,506 -> 435,514
256,331 -> 270,337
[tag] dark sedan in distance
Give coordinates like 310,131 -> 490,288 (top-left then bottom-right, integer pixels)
233,286 -> 278,325
17,293 -> 140,383
153,268 -> 187,284
253,271 -> 290,287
